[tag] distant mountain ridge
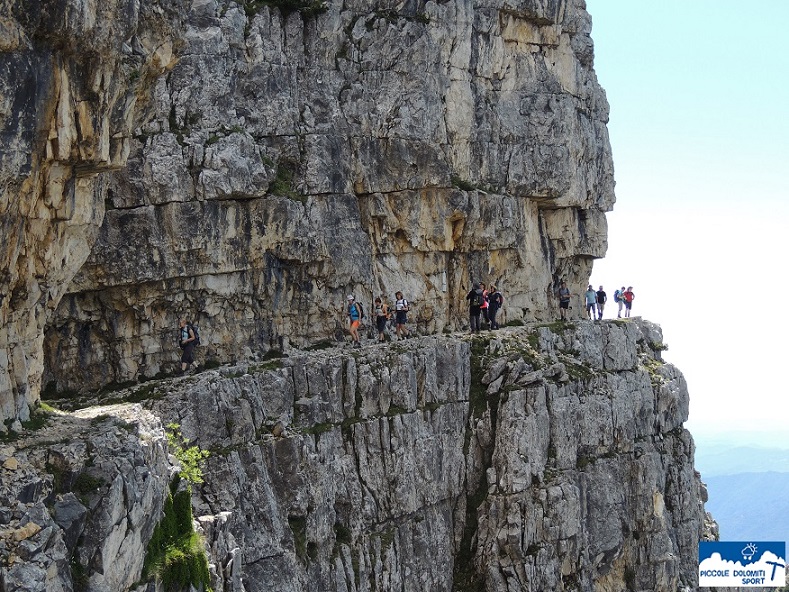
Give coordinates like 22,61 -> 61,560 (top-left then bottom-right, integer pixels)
694,435 -> 788,545
695,445 -> 789,477
703,472 -> 789,545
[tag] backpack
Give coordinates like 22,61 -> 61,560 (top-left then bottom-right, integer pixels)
471,290 -> 483,307
356,302 -> 365,319
178,324 -> 201,348
613,290 -> 621,303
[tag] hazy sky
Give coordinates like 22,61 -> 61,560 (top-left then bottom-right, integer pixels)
585,1 -> 789,440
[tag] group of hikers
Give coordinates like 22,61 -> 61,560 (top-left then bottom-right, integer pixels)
556,283 -> 635,321
465,282 -> 504,333
345,291 -> 412,348
176,281 -> 636,369
344,282 -> 506,348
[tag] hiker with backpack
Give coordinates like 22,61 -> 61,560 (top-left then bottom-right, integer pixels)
374,296 -> 391,342
466,282 -> 485,333
394,291 -> 410,339
596,285 -> 607,320
614,286 -> 626,318
347,294 -> 363,348
178,317 -> 199,375
487,285 -> 503,329
556,281 -> 571,321
622,286 -> 635,318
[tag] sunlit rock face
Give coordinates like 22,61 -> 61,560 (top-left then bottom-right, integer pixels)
0,0 -> 185,425
1,0 -> 614,413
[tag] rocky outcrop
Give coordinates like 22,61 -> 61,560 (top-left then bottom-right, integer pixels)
33,0 -> 615,397
0,404 -> 171,591
0,0 -> 185,427
0,2 -> 712,590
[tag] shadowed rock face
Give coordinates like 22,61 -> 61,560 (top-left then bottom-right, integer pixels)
2,0 -> 614,416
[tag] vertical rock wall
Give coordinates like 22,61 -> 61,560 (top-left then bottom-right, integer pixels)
141,319 -> 701,592
0,0 -> 185,427
0,404 -> 170,591
1,320 -> 708,591
38,0 -> 615,395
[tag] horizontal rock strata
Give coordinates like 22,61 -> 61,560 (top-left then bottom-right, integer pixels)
36,0 -> 614,396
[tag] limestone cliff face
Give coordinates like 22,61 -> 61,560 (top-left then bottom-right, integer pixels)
0,3 -> 712,591
19,0 -> 615,397
0,0 -> 184,427
0,320 -> 708,591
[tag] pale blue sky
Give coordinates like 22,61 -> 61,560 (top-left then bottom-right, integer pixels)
586,1 -> 789,440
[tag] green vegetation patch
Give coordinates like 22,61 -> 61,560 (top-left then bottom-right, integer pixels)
306,339 -> 334,351
202,359 -> 222,370
142,427 -> 212,591
142,483 -> 212,592
288,515 -> 308,561
453,335 -> 497,591
334,522 -> 352,546
538,320 -> 575,333
166,423 -> 211,486
1,406 -> 53,442
127,383 -> 162,403
73,472 -> 105,495
71,556 -> 89,592
451,175 -> 477,192
563,360 -> 595,381
269,162 -> 306,202
642,357 -> 665,387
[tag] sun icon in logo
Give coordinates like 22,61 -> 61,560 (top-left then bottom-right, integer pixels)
741,543 -> 758,561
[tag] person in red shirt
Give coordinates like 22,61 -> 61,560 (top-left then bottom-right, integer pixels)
622,287 -> 635,318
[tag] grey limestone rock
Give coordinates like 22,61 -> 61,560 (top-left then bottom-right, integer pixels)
0,320 -> 712,591
0,0 -> 614,401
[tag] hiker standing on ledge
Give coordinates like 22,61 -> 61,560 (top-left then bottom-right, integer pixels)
394,291 -> 410,340
596,285 -> 607,320
178,318 -> 197,375
623,286 -> 635,318
557,281 -> 571,320
347,295 -> 362,348
466,282 -> 484,333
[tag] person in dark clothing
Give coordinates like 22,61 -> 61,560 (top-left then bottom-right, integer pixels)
556,282 -> 571,320
595,286 -> 607,320
487,285 -> 503,329
466,283 -> 484,333
178,317 -> 198,374
374,296 -> 390,342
